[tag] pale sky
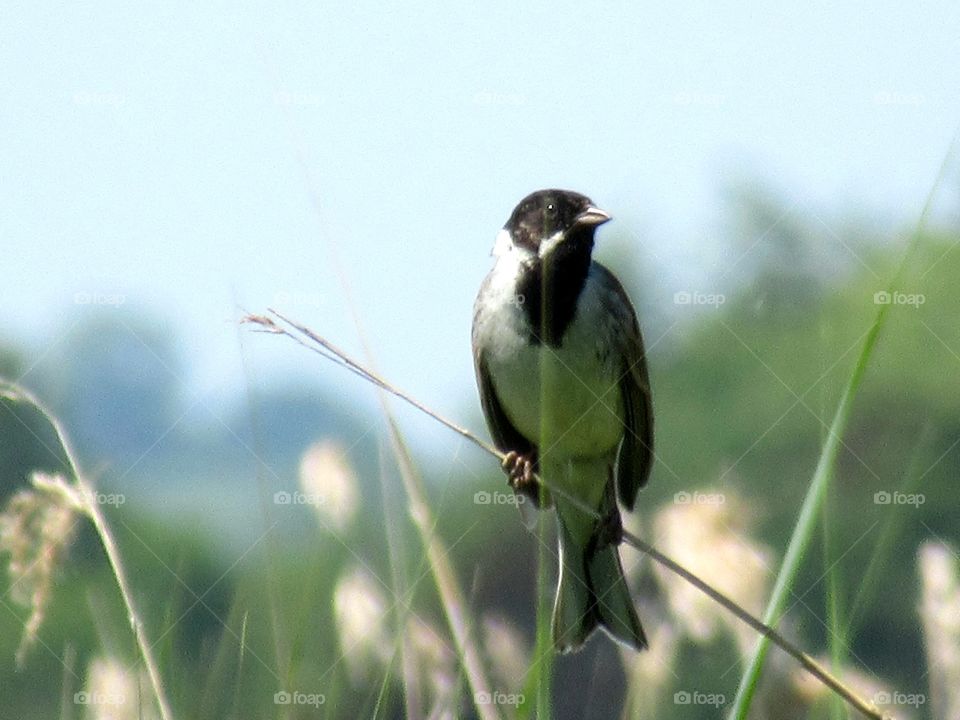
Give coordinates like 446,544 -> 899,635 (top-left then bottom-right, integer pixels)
3,2 -> 959,443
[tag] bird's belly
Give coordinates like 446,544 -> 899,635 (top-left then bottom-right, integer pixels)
488,340 -> 624,459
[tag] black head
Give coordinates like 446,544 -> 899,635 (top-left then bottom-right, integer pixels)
503,189 -> 611,255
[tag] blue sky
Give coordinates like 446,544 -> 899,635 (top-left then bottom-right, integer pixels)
3,2 -> 959,441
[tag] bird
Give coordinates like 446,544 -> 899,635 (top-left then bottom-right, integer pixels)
471,189 -> 654,652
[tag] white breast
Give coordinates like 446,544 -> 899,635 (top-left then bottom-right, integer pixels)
474,255 -> 625,460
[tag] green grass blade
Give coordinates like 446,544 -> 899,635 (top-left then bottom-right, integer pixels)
516,512 -> 554,720
729,308 -> 885,719
728,131 -> 956,718
823,491 -> 845,720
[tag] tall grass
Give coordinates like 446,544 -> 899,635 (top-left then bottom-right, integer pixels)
2,136 -> 957,717
728,131 -> 958,719
0,384 -> 174,720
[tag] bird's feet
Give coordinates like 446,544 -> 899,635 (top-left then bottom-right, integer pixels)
501,450 -> 536,492
596,508 -> 624,548
501,451 -> 547,506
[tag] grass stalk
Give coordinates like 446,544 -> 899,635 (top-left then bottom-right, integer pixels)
2,384 -> 174,720
727,122 -> 956,720
243,311 -> 886,719
381,412 -> 499,720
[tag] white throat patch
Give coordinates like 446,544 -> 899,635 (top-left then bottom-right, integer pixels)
537,230 -> 566,260
492,228 -> 514,257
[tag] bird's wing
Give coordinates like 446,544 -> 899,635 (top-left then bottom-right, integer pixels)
474,351 -> 548,521
594,264 -> 654,511
475,352 -> 534,456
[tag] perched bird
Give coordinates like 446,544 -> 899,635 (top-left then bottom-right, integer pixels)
472,189 -> 654,652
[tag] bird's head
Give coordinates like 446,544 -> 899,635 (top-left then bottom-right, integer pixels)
493,189 -> 611,261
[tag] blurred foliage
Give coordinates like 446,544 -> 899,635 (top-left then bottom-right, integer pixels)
1,188 -> 958,718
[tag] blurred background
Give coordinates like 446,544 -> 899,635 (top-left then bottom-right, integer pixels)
2,2 -> 959,718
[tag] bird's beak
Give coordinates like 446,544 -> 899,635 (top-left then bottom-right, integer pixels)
575,206 -> 612,228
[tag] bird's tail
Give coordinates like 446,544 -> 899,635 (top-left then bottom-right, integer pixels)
551,480 -> 646,653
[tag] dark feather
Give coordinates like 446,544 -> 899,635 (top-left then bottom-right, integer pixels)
593,263 -> 654,510
474,351 -> 547,509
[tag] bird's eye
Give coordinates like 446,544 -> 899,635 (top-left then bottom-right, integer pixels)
545,203 -> 557,219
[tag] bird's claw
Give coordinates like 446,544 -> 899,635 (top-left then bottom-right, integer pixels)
597,508 -> 624,548
501,451 -> 537,494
